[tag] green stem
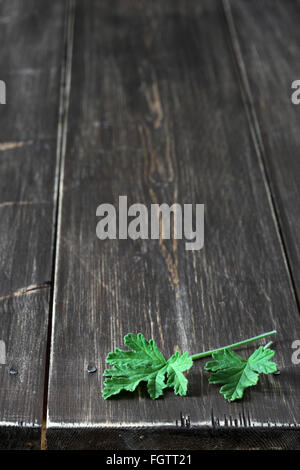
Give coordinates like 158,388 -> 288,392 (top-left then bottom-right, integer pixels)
190,330 -> 277,361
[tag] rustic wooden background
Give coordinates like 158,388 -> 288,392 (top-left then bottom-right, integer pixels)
0,0 -> 300,450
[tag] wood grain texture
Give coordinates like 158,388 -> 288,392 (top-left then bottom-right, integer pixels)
47,0 -> 300,449
225,0 -> 300,304
0,0 -> 66,448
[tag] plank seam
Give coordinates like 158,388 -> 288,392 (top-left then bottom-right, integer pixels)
41,0 -> 76,451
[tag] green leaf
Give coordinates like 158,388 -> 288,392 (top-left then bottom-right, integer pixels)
205,346 -> 277,401
167,351 -> 193,396
102,333 -> 193,399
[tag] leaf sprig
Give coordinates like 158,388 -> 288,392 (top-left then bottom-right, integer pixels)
102,330 -> 277,402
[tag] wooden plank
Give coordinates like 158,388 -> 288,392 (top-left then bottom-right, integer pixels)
47,0 -> 300,449
0,0 -> 66,449
224,0 -> 300,303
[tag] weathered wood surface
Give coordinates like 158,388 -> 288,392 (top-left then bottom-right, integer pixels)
46,0 -> 300,450
225,0 -> 300,303
0,0 -> 66,449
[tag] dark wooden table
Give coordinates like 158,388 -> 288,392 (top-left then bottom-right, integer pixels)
1,0 -> 300,450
